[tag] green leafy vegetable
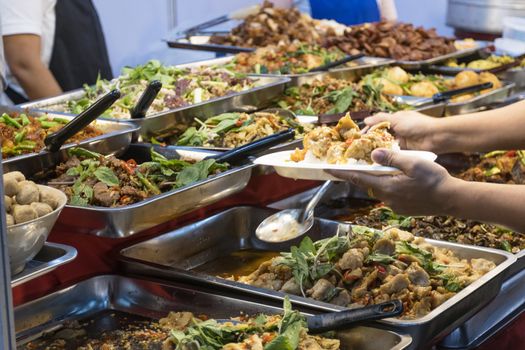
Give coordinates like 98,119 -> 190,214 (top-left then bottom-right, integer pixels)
93,167 -> 120,187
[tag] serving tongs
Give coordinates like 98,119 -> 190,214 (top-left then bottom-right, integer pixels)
221,300 -> 403,332
44,89 -> 121,152
391,81 -> 494,107
309,53 -> 366,72
130,80 -> 162,119
180,5 -> 261,36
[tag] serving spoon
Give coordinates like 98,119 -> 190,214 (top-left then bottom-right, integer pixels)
256,180 -> 333,243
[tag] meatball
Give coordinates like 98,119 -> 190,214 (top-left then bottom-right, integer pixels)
30,202 -> 54,217
39,188 -> 60,210
454,70 -> 479,88
410,81 -> 439,98
15,181 -> 40,205
3,171 -> 25,183
385,67 -> 409,84
3,178 -> 19,197
6,214 -> 14,226
12,205 -> 38,224
4,196 -> 12,213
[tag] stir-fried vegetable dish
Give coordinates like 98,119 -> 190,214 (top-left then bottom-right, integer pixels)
458,150 -> 525,184
275,76 -> 405,116
235,225 -> 495,319
47,148 -> 227,207
361,67 -> 502,102
154,111 -> 312,148
291,114 -> 397,164
233,43 -> 351,74
0,112 -> 102,159
49,60 -> 258,119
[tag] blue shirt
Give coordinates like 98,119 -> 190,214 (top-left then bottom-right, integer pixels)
309,0 -> 380,25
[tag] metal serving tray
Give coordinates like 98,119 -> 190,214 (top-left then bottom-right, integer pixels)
438,267 -> 525,349
119,206 -> 516,349
49,144 -> 253,238
20,76 -> 290,140
11,242 -> 77,287
0,106 -> 138,175
14,275 -> 412,350
443,81 -> 515,116
167,34 -> 255,54
177,55 -> 395,85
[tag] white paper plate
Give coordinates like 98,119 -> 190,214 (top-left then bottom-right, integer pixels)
254,150 -> 438,181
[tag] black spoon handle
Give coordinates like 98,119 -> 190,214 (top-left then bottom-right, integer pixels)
131,80 -> 162,119
44,89 -> 121,152
432,82 -> 493,103
208,129 -> 295,164
306,300 -> 403,334
309,53 -> 365,72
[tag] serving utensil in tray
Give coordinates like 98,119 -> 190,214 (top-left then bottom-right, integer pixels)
119,206 -> 515,349
1,106 -> 138,174
20,76 -> 291,140
15,275 -> 412,350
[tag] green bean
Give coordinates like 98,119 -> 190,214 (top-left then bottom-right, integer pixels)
40,120 -> 60,129
14,129 -> 27,143
20,114 -> 30,126
2,114 -> 22,129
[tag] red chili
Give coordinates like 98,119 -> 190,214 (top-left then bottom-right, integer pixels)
343,270 -> 360,283
121,161 -> 134,174
376,264 -> 387,274
506,150 -> 516,157
126,159 -> 138,168
235,120 -> 243,127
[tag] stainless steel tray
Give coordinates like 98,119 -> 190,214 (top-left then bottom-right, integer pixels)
167,35 -> 255,54
438,267 -> 525,349
501,68 -> 525,92
14,275 -> 412,350
50,144 -> 253,237
119,206 -> 516,349
11,242 -> 77,287
20,76 -> 290,140
1,106 -> 138,174
177,55 -> 395,85
443,81 -> 515,116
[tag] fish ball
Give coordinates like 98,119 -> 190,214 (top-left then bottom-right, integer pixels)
4,178 -> 19,197
15,181 -> 40,205
4,196 -> 12,213
12,205 -> 38,224
3,171 -> 25,183
6,214 -> 14,226
30,202 -> 53,217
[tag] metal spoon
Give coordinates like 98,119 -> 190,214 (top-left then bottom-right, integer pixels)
256,181 -> 333,243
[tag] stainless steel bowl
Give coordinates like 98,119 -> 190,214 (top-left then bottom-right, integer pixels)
7,185 -> 67,275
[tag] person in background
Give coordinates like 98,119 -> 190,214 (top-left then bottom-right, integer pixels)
270,0 -> 397,24
0,14 -> 5,92
0,0 -> 112,104
328,103 -> 525,233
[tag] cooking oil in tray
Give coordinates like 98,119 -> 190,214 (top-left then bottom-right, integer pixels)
192,250 -> 280,278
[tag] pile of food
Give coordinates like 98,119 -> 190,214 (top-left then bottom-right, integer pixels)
209,1 -> 342,48
233,43 -> 351,74
46,148 -> 227,207
324,21 -> 457,61
236,226 -> 496,319
0,112 -> 102,159
445,55 -> 515,70
290,114 -> 397,164
155,111 -> 311,148
275,76 -> 404,115
52,60 -> 257,119
4,172 -> 61,226
22,300 -> 341,350
361,67 -> 501,101
458,150 -> 525,184
347,206 -> 524,254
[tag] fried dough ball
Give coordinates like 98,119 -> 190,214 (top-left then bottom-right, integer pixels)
378,78 -> 403,95
30,202 -> 53,217
479,72 -> 501,90
4,178 -> 19,197
6,214 -> 14,226
454,70 -> 479,88
4,196 -> 12,213
385,67 -> 409,84
409,81 -> 439,98
12,205 -> 38,224
15,181 -> 40,205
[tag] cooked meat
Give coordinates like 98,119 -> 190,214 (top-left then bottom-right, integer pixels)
307,279 -> 336,301
373,238 -> 396,255
337,248 -> 365,271
380,274 -> 410,294
406,263 -> 430,286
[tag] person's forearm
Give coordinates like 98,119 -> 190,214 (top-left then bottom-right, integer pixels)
434,100 -> 525,153
444,178 -> 525,232
13,63 -> 62,100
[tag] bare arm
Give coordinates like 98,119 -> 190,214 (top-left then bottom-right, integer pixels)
328,149 -> 525,233
365,100 -> 525,154
3,34 -> 62,100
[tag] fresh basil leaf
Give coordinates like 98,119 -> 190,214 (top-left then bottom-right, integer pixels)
94,166 -> 120,187
205,113 -> 240,124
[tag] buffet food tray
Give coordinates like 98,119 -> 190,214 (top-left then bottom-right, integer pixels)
1,106 -> 138,174
49,144 -> 254,237
177,55 -> 395,85
11,242 -> 77,287
119,206 -> 516,349
14,275 -> 412,350
20,76 -> 290,140
167,35 -> 255,53
438,267 -> 525,349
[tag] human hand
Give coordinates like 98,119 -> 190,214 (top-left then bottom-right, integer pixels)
327,148 -> 460,216
365,111 -> 446,154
